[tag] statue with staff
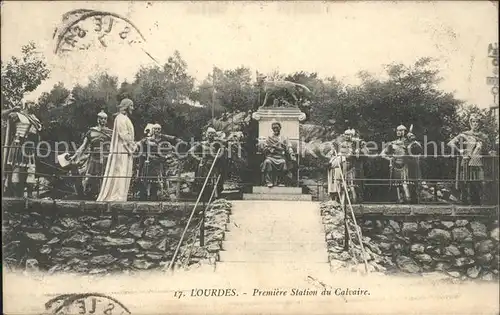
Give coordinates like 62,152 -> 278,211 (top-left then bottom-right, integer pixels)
68,110 -> 113,199
380,124 -> 422,203
185,127 -> 228,199
136,123 -> 180,200
447,114 -> 489,205
327,128 -> 369,204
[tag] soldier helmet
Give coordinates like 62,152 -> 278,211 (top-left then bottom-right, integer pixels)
396,125 -> 407,131
469,114 -> 480,123
206,127 -> 216,133
97,110 -> 108,118
144,123 -> 154,135
344,129 -> 355,135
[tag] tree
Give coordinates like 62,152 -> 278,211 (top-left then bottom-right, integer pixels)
1,42 -> 50,109
117,51 -> 198,138
196,66 -> 258,113
35,82 -> 71,123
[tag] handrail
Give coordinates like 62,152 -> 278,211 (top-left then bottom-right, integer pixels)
331,147 -> 369,274
200,174 -> 222,247
167,148 -> 222,271
2,144 -> 498,158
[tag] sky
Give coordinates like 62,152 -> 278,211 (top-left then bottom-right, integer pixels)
1,1 -> 498,108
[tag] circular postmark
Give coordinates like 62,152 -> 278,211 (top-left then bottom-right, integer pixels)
53,10 -> 146,55
44,293 -> 131,315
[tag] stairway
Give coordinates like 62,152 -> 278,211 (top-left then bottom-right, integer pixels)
216,200 -> 330,277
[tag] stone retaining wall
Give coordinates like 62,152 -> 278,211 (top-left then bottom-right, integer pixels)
321,202 -> 499,281
2,198 -> 231,275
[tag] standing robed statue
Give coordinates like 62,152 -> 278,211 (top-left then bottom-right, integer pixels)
97,98 -> 138,202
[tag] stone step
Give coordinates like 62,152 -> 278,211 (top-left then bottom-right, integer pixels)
224,231 -> 325,242
215,261 -> 331,276
227,214 -> 323,223
228,215 -> 322,222
252,186 -> 303,195
219,250 -> 329,263
222,241 -> 328,252
227,221 -> 324,230
226,224 -> 325,234
242,193 -> 312,201
228,215 -> 322,223
230,200 -> 319,209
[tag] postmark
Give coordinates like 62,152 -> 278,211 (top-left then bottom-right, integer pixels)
53,10 -> 146,55
44,293 -> 131,315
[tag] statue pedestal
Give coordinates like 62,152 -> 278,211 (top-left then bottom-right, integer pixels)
251,107 -> 307,191
251,107 -> 307,145
243,186 -> 312,201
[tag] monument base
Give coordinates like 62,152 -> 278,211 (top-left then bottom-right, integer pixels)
252,107 -> 307,143
243,186 -> 312,201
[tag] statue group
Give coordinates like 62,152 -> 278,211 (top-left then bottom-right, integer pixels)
324,116 -> 496,205
63,100 -> 229,202
1,97 -> 498,205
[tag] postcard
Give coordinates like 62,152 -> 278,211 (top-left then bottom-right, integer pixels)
1,1 -> 499,314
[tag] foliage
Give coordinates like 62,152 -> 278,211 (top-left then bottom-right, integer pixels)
6,44 -> 495,190
1,42 -> 50,109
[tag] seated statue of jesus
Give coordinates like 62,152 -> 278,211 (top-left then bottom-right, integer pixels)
260,120 -> 296,187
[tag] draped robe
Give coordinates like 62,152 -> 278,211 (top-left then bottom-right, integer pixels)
96,113 -> 136,201
261,135 -> 293,173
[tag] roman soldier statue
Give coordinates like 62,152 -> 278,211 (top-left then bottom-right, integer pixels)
380,124 -> 421,203
2,101 -> 42,197
69,110 -> 113,199
447,114 -> 489,205
137,123 -> 179,200
186,127 -> 228,199
405,128 -> 423,203
260,120 -> 296,187
328,128 -> 369,204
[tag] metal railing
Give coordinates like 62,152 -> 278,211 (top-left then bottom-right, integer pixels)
332,146 -> 369,274
166,148 -> 222,271
2,142 -> 499,205
300,154 -> 499,205
0,141 -> 230,200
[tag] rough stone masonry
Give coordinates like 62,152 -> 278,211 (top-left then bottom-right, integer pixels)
2,198 -> 231,275
321,201 -> 499,281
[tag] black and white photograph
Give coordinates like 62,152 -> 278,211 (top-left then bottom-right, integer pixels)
1,1 -> 499,314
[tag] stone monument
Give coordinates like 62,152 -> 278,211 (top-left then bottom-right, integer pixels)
245,93 -> 311,201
